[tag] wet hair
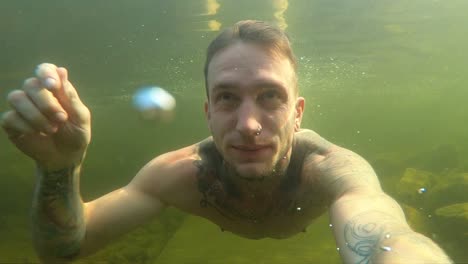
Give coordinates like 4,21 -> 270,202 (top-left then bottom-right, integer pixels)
203,20 -> 298,99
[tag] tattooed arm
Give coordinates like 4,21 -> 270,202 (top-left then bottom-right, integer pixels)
31,153 -> 173,263
31,165 -> 85,262
1,64 -> 170,262
330,192 -> 452,263
315,146 -> 452,263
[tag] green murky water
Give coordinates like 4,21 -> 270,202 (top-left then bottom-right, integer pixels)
1,0 -> 467,263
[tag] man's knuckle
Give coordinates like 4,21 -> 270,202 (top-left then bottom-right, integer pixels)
22,78 -> 41,92
6,90 -> 26,104
35,63 -> 56,76
28,112 -> 44,124
23,77 -> 37,86
38,62 -> 55,68
40,103 -> 59,117
84,106 -> 91,116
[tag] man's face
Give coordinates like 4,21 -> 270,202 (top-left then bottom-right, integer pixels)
205,41 -> 304,179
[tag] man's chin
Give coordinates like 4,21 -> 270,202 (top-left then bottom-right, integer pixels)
232,163 -> 274,181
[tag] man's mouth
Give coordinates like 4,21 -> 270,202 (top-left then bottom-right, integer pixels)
230,144 -> 273,159
232,144 -> 268,151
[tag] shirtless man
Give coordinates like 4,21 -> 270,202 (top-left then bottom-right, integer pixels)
1,20 -> 451,263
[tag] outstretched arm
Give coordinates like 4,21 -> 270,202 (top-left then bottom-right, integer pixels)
318,146 -> 452,263
330,191 -> 451,263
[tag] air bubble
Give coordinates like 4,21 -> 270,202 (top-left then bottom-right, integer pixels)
380,246 -> 392,251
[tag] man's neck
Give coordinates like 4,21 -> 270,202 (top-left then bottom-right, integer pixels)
222,148 -> 293,199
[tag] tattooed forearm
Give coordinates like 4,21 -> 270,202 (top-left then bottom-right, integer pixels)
31,165 -> 85,261
343,210 -> 409,264
345,221 -> 381,264
342,210 -> 452,264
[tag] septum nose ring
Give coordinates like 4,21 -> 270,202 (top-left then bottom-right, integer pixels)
255,125 -> 262,136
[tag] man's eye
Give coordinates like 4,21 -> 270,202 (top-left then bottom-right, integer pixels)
259,90 -> 282,103
263,90 -> 280,99
215,93 -> 239,107
220,93 -> 235,101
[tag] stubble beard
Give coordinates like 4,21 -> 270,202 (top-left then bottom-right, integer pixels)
224,144 -> 291,183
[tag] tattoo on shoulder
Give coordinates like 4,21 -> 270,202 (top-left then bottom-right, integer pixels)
193,140 -> 236,218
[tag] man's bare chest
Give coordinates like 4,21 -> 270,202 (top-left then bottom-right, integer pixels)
188,132 -> 330,238
193,179 -> 327,239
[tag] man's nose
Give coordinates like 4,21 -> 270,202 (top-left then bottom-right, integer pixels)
235,101 -> 262,137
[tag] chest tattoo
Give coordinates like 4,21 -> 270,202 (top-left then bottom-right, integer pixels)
193,158 -> 303,224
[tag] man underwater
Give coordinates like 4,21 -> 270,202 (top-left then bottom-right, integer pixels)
0,20 -> 452,263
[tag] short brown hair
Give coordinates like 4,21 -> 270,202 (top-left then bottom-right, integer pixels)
203,20 -> 297,98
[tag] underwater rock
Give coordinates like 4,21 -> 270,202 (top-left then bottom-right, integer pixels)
401,204 -> 431,235
397,168 -> 435,208
433,203 -> 468,240
428,172 -> 468,209
435,203 -> 468,220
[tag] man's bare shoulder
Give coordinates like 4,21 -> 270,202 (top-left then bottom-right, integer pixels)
294,129 -> 335,155
296,129 -> 381,202
128,138 -> 216,210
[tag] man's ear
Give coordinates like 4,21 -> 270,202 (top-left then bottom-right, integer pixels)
204,101 -> 210,120
294,97 -> 305,132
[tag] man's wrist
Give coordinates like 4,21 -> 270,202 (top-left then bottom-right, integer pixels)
371,232 -> 452,263
36,161 -> 82,174
32,162 -> 85,261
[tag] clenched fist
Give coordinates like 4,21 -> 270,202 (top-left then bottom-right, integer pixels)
1,63 -> 91,171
